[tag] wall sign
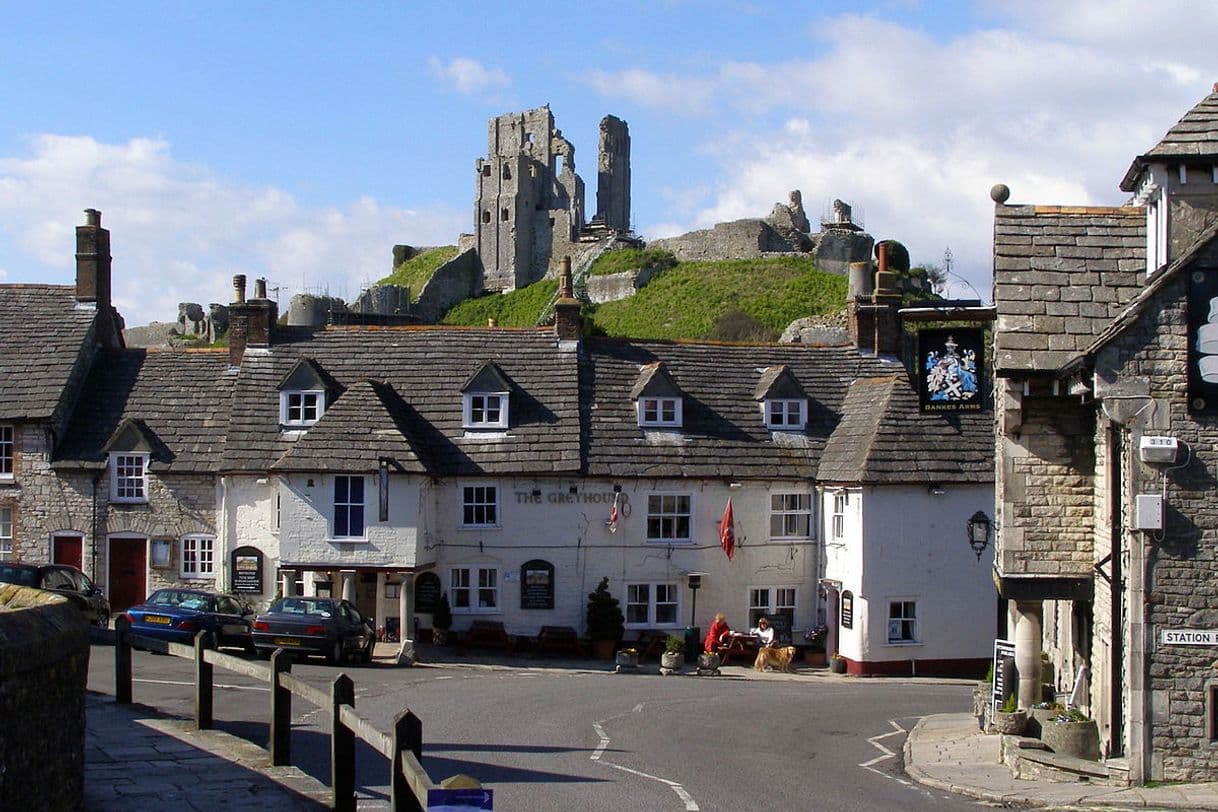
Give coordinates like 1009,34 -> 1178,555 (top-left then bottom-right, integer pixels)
1189,268 -> 1218,413
414,571 -> 442,614
918,328 -> 984,412
1162,629 -> 1218,645
992,638 -> 1017,712
230,546 -> 264,594
840,590 -> 854,629
520,559 -> 555,610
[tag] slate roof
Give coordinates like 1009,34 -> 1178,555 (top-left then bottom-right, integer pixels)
222,327 -> 581,475
55,349 -> 236,472
0,285 -> 98,421
581,338 -> 901,480
817,376 -> 993,485
992,205 -> 1145,375
1122,86 -> 1218,191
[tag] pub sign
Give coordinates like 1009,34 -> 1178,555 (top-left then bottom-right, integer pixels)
918,328 -> 984,412
231,546 -> 264,594
520,559 -> 555,610
1189,267 -> 1218,414
414,571 -> 442,614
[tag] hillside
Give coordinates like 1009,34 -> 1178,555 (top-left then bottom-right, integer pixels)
381,246 -> 459,299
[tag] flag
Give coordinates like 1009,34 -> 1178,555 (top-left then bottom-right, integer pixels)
719,498 -> 735,561
606,492 -> 620,533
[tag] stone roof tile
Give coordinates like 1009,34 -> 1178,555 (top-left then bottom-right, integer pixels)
0,285 -> 98,421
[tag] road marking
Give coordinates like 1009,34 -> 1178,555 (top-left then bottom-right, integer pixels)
591,718 -> 698,810
132,678 -> 266,692
859,718 -> 931,796
632,703 -> 644,712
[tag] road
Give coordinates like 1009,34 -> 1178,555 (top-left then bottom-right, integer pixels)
88,646 -> 994,811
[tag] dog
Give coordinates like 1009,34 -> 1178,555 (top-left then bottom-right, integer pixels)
753,645 -> 796,672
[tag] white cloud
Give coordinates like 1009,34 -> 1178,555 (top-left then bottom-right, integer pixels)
585,68 -> 717,116
428,57 -> 511,95
0,135 -> 465,326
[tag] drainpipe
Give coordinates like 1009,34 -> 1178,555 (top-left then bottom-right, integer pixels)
90,471 -> 101,579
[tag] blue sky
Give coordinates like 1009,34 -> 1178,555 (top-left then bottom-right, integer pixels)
1,1 -> 1215,325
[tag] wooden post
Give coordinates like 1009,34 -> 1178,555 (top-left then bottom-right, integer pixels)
331,673 -> 355,812
114,614 -> 132,705
194,631 -> 214,730
270,649 -> 292,766
392,708 -> 424,812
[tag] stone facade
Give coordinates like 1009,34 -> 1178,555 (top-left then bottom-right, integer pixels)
595,115 -> 630,233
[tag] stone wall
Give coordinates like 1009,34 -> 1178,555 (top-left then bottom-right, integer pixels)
415,248 -> 480,324
0,585 -> 89,812
585,263 -> 663,304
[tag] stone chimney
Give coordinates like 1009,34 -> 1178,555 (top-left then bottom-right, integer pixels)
228,274 -> 278,366
871,244 -> 903,357
847,259 -> 875,353
75,209 -> 123,347
554,256 -> 581,342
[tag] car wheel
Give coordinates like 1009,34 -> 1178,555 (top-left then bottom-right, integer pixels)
327,640 -> 344,665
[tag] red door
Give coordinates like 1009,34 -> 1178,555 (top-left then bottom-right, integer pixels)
53,535 -> 83,570
108,538 -> 147,611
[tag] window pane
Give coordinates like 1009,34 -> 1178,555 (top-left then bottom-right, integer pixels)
0,426 -> 12,475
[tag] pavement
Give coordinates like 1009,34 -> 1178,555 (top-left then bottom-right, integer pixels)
84,641 -> 1218,810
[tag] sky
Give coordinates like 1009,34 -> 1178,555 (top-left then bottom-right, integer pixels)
1,1 -> 1216,327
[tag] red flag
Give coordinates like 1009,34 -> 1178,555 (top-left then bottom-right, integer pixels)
606,492 -> 620,533
719,498 -> 735,561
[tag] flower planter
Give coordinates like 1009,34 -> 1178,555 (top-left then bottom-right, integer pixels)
1027,707 -> 1061,738
615,650 -> 639,669
830,657 -> 847,674
992,709 -> 1028,736
1041,719 -> 1101,760
697,652 -> 721,671
660,651 -> 683,672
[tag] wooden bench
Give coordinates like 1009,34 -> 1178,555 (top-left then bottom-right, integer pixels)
460,620 -> 513,651
534,625 -> 585,657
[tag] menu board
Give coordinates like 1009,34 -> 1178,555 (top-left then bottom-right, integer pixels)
231,546 -> 263,594
414,571 -> 442,614
520,560 -> 555,610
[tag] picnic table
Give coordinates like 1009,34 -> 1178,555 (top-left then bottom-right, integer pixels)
716,632 -> 759,666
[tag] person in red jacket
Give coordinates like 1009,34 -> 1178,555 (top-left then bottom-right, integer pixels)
704,612 -> 731,652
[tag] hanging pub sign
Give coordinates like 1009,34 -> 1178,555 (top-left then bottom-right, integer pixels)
520,559 -> 555,610
414,571 -> 442,614
918,328 -> 984,412
231,546 -> 264,594
840,590 -> 854,629
1189,268 -> 1218,414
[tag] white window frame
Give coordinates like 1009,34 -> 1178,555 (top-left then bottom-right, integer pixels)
463,392 -> 509,429
637,396 -> 682,428
830,492 -> 847,541
332,475 -> 366,539
180,535 -> 216,580
460,483 -> 499,528
770,492 -> 813,539
887,599 -> 919,644
764,399 -> 807,430
0,425 -> 12,479
749,586 -> 797,628
646,493 -> 692,543
280,390 -> 325,427
450,566 -> 499,613
624,581 -> 681,628
110,453 -> 149,503
0,506 -> 11,560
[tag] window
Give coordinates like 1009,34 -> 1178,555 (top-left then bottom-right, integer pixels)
0,425 -> 12,478
280,391 -> 324,427
180,535 -> 215,579
463,393 -> 508,429
888,600 -> 918,643
111,453 -> 149,503
451,566 -> 498,612
831,492 -> 847,540
625,582 -> 679,627
646,494 -> 691,542
333,476 -> 365,538
770,493 -> 812,538
0,507 -> 10,560
749,587 -> 797,628
638,397 -> 681,428
765,399 -> 806,430
461,485 -> 499,528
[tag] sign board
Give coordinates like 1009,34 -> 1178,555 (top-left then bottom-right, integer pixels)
519,559 -> 555,610
1188,268 -> 1218,414
765,614 -> 793,645
1162,629 -> 1218,645
427,788 -> 493,810
840,591 -> 853,629
992,638 -> 1016,712
918,328 -> 984,412
414,572 -> 442,614
230,546 -> 264,594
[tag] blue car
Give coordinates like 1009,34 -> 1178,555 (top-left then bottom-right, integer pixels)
125,588 -> 254,652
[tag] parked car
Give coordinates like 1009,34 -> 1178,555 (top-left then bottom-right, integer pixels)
125,588 -> 254,652
0,562 -> 111,627
251,596 -> 375,664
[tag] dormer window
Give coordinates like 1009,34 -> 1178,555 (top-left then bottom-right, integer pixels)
110,452 -> 149,503
281,390 -> 324,427
638,396 -> 682,427
765,399 -> 807,430
461,361 -> 513,430
276,359 -> 336,429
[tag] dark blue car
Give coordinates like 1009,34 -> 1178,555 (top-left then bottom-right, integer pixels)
125,588 -> 254,652
251,597 -> 375,664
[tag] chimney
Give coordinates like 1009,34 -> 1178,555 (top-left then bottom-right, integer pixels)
228,274 -> 278,366
847,260 -> 875,352
871,244 -> 904,357
75,208 -> 123,348
554,256 -> 581,342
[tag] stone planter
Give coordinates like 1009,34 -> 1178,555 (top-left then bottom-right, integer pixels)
660,651 -> 683,672
992,709 -> 1028,736
696,652 -> 721,675
973,683 -> 993,731
1027,706 -> 1062,738
1041,719 -> 1101,760
615,650 -> 639,670
830,657 -> 847,674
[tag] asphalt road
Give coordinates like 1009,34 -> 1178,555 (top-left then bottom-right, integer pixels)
88,646 -> 994,811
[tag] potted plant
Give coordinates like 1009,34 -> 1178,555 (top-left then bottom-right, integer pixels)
615,646 -> 640,670
661,634 -> 685,671
803,625 -> 828,666
1027,700 -> 1064,738
432,591 -> 453,647
829,652 -> 847,674
1040,708 -> 1100,759
585,577 -> 624,659
992,694 -> 1028,735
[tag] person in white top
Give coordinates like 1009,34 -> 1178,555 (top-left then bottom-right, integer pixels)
751,616 -> 775,647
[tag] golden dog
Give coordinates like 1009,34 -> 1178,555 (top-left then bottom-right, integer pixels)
753,645 -> 796,672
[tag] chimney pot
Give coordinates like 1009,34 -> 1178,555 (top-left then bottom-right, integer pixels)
877,242 -> 889,275
233,274 -> 247,304
84,208 -> 101,227
559,256 -> 574,299
254,278 -> 267,300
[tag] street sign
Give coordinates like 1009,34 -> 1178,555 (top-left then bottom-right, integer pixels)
1162,629 -> 1218,645
428,788 -> 493,810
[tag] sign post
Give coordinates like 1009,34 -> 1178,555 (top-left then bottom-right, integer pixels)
992,638 -> 1016,713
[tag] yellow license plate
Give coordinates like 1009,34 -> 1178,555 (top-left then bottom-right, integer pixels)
145,616 -> 172,625
273,637 -> 300,646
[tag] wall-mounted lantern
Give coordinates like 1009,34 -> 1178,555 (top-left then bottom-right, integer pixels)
967,511 -> 991,560
686,572 -> 707,625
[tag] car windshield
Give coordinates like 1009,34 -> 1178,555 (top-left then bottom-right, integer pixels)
270,598 -> 335,618
0,565 -> 39,587
147,590 -> 214,611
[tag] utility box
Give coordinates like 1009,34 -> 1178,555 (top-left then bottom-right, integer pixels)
1139,436 -> 1179,464
1134,494 -> 1164,530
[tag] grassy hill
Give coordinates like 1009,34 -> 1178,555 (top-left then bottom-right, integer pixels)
380,246 -> 459,299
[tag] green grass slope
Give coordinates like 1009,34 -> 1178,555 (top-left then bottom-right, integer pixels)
441,279 -> 560,327
380,246 -> 459,300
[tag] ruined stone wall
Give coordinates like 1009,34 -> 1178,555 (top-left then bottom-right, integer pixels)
287,293 -> 347,327
596,115 -> 630,232
414,247 -> 480,323
0,586 -> 89,812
